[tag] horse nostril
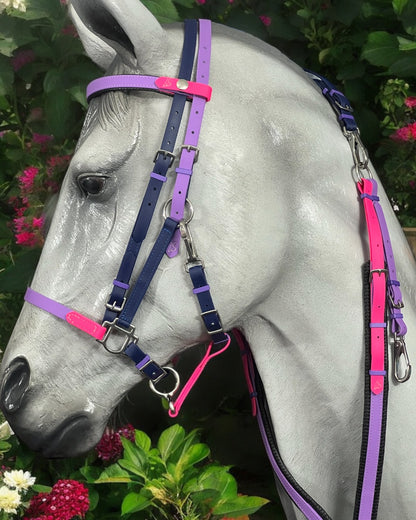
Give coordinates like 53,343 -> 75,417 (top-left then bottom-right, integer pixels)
1,357 -> 30,413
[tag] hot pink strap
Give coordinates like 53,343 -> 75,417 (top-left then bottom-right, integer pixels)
357,179 -> 386,395
24,287 -> 106,341
168,333 -> 231,417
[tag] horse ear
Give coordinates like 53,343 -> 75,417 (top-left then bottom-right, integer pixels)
69,0 -> 167,70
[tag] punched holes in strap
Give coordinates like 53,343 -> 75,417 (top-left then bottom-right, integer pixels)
102,20 -> 198,324
188,264 -> 228,345
124,342 -> 167,382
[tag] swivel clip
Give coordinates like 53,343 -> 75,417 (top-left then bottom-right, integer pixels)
394,333 -> 412,383
179,217 -> 204,272
344,129 -> 373,181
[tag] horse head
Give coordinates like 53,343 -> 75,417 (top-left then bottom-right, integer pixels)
2,2 -> 416,518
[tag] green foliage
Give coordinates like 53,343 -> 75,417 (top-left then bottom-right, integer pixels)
92,424 -> 268,519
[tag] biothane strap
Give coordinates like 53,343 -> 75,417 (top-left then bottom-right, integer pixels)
24,287 -> 106,341
355,178 -> 387,520
98,19 -> 198,326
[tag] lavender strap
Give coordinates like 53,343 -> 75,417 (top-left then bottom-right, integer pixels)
169,19 -> 211,225
87,75 -> 158,101
371,180 -> 407,336
24,287 -> 69,320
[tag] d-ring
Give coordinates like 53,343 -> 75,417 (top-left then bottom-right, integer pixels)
149,366 -> 180,411
163,197 -> 194,223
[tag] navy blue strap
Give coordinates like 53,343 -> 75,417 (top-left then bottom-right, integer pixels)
103,19 -> 198,324
188,264 -> 228,345
117,217 -> 178,329
305,70 -> 358,132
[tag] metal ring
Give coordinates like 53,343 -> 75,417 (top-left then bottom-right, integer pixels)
163,197 -> 194,223
148,366 -> 180,399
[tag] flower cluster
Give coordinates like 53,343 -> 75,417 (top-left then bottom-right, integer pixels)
0,469 -> 35,515
95,424 -> 135,462
24,479 -> 89,520
5,131 -> 71,248
376,80 -> 416,226
0,0 -> 26,14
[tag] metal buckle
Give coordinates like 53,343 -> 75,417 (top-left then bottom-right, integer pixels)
154,149 -> 175,167
201,309 -> 224,335
105,297 -> 126,313
180,144 -> 199,163
97,319 -> 138,354
369,268 -> 388,283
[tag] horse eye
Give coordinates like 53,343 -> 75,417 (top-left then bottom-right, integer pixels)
78,175 -> 108,196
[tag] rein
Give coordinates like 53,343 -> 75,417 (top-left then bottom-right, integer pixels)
23,19 -> 411,520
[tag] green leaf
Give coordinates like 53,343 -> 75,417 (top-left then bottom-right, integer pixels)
43,69 -> 64,93
212,495 -> 269,518
135,430 -> 152,453
0,441 -> 11,451
32,484 -> 52,493
67,85 -> 88,109
397,36 -> 416,51
121,437 -> 148,469
121,492 -> 152,515
142,0 -> 180,23
95,463 -> 132,484
388,53 -> 416,77
183,465 -> 236,502
0,249 -> 41,292
361,31 -> 400,67
332,0 -> 363,25
0,55 -> 13,96
176,443 -> 210,472
43,89 -> 73,140
157,424 -> 186,462
118,458 -> 147,479
393,0 -> 409,15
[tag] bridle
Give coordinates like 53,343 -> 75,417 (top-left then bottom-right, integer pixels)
23,19 -> 412,520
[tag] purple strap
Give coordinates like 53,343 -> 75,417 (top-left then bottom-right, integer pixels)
167,19 -> 212,257
357,393 -> 384,519
87,75 -> 158,100
371,182 -> 407,335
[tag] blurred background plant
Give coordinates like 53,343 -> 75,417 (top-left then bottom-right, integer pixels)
1,0 -> 416,518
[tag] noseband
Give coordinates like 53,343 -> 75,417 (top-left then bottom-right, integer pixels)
23,19 -> 411,520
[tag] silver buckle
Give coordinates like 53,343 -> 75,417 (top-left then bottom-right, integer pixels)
105,297 -> 126,313
201,309 -> 224,335
180,144 -> 199,163
97,320 -> 138,354
154,149 -> 175,167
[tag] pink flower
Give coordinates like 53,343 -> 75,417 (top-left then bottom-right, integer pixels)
18,167 -> 38,191
196,0 -> 206,4
16,231 -> 37,247
405,97 -> 416,108
391,125 -> 413,142
259,15 -> 272,26
32,216 -> 44,228
11,49 -> 35,72
96,424 -> 135,462
61,24 -> 78,37
32,133 -> 52,145
24,480 -> 89,520
409,180 -> 416,189
18,167 -> 39,192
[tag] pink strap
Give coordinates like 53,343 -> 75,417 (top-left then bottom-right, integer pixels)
357,179 -> 386,395
168,333 -> 231,417
24,287 -> 106,341
87,74 -> 211,102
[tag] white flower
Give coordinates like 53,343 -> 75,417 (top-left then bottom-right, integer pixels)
0,485 -> 21,514
0,0 -> 26,13
3,470 -> 35,491
0,422 -> 13,440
